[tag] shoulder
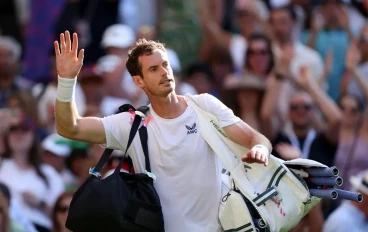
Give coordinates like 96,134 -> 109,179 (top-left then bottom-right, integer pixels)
296,43 -> 322,61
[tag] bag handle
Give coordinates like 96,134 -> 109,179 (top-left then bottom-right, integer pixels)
94,114 -> 142,173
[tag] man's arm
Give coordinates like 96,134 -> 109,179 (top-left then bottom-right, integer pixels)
54,31 -> 106,144
295,66 -> 342,143
223,121 -> 272,166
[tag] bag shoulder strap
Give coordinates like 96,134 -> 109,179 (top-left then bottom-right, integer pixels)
92,104 -> 149,173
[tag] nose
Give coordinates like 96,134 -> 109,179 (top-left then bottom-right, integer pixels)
160,65 -> 169,76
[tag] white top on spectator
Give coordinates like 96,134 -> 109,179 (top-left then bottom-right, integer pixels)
0,159 -> 64,229
100,93 -> 240,232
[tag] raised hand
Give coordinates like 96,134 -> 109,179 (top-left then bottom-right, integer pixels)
54,31 -> 84,78
275,143 -> 301,160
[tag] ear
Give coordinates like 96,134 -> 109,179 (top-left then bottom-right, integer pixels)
132,75 -> 144,88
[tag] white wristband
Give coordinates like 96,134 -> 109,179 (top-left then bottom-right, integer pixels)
56,76 -> 77,102
253,144 -> 270,157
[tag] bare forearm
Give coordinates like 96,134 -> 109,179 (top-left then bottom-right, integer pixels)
248,130 -> 273,153
55,99 -> 80,137
224,122 -> 273,153
305,82 -> 342,124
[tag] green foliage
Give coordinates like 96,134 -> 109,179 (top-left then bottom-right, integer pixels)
157,0 -> 203,73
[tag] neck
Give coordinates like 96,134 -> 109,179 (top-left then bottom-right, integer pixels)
149,92 -> 186,119
12,151 -> 30,169
292,125 -> 310,137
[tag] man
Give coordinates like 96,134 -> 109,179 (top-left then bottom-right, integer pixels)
0,36 -> 32,108
303,0 -> 357,100
269,5 -> 324,84
41,133 -> 78,190
54,31 -> 272,232
261,66 -> 341,167
323,170 -> 368,232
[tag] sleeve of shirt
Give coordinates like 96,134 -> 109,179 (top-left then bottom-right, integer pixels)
100,112 -> 132,151
192,93 -> 240,127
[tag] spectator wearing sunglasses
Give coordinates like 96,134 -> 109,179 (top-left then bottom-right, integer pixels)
262,66 -> 341,167
333,42 -> 368,191
52,192 -> 73,232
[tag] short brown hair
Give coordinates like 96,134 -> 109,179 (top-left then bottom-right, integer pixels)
126,38 -> 166,77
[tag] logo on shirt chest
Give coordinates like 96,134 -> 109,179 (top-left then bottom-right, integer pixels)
186,123 -> 197,135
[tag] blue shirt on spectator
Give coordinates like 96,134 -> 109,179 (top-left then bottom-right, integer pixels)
323,202 -> 368,232
301,29 -> 353,101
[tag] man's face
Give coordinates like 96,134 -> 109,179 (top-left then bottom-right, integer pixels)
270,9 -> 294,42
288,92 -> 314,128
321,1 -> 344,27
0,45 -> 16,77
134,49 -> 175,97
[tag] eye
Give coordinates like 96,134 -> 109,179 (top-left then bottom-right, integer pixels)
151,67 -> 157,72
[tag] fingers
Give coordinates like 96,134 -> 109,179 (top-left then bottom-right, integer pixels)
78,49 -> 85,63
242,150 -> 268,166
65,31 -> 71,52
54,41 -> 60,56
72,33 -> 78,56
60,33 -> 66,53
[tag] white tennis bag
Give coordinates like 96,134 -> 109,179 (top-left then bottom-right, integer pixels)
186,95 -> 322,232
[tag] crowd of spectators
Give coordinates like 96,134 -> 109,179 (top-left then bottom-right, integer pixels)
0,0 -> 368,231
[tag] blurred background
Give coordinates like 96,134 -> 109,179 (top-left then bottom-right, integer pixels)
1,0 -> 368,231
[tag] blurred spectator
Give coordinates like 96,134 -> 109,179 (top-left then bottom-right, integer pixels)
262,66 -> 341,166
66,148 -> 92,188
79,65 -> 129,116
302,0 -> 356,100
0,118 -> 64,232
204,47 -> 235,93
270,5 -> 324,83
0,190 -> 11,232
223,33 -> 275,132
223,74 -> 266,131
0,36 -> 32,108
323,170 -> 368,232
184,62 -> 218,97
343,24 -> 368,102
32,52 -> 86,134
0,182 -> 33,232
334,43 -> 368,191
242,33 -> 275,81
41,134 -> 78,191
51,191 -> 73,232
199,0 -> 269,72
97,24 -> 139,102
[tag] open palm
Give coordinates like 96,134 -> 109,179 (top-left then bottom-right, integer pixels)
54,31 -> 84,78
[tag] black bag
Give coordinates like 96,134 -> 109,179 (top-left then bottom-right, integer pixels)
66,105 -> 165,232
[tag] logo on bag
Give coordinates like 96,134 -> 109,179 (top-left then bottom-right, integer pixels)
186,123 -> 197,134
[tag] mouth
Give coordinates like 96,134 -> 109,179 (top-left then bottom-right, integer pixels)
160,79 -> 172,84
